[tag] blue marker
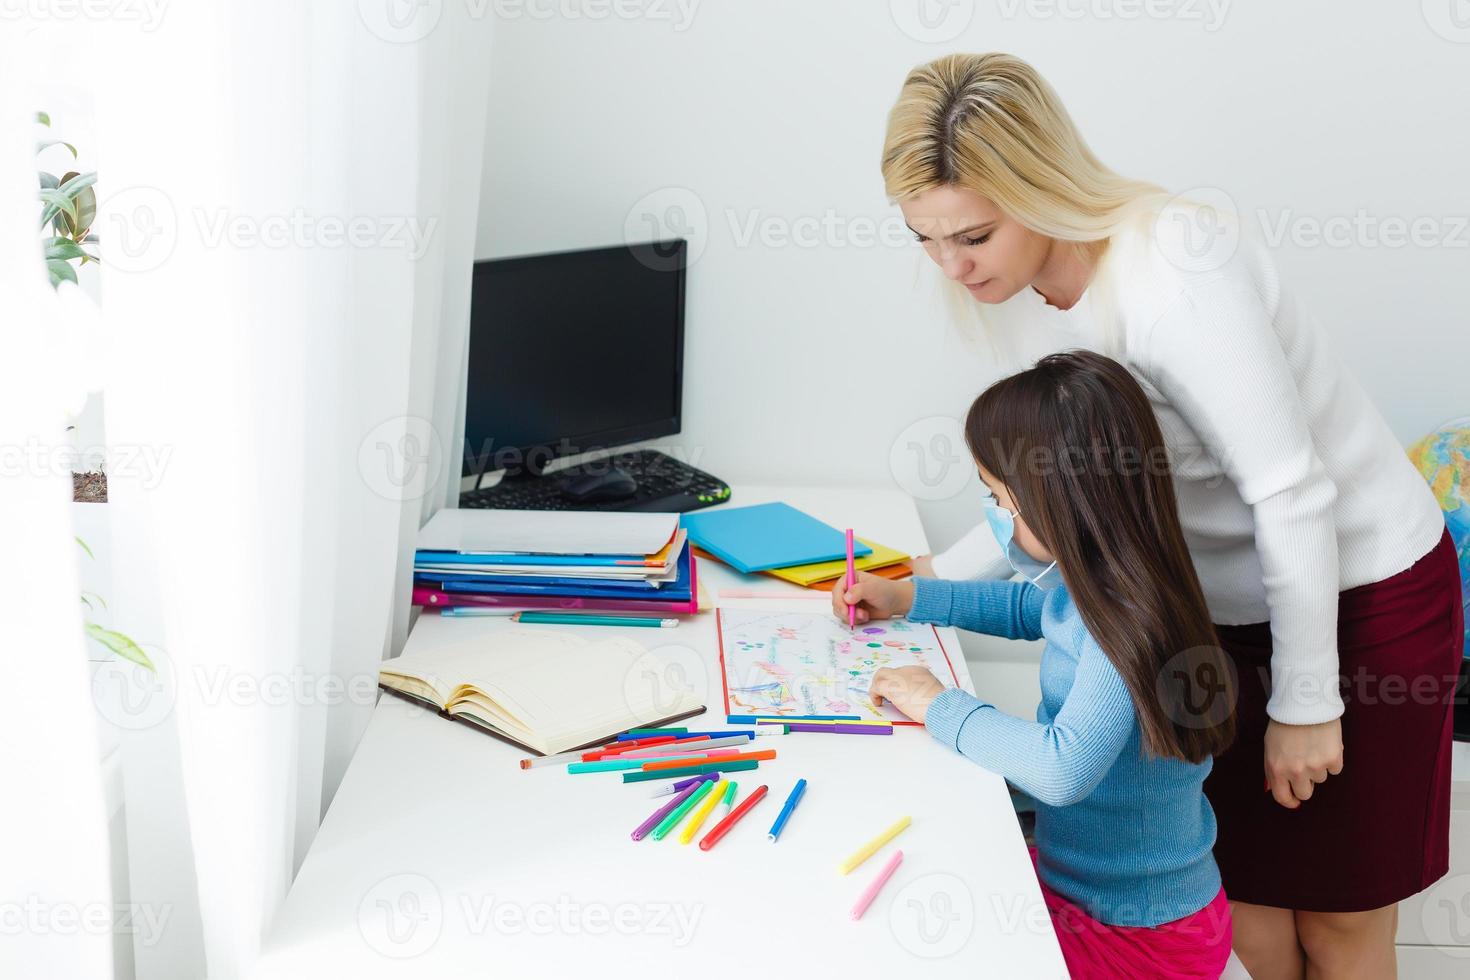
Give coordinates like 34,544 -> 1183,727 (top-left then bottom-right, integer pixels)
767,778 -> 808,842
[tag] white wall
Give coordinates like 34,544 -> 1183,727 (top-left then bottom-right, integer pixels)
476,1 -> 1470,557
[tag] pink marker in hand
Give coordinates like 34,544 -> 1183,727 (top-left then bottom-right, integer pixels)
844,528 -> 856,630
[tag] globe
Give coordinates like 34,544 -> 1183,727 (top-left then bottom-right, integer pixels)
1408,418 -> 1470,660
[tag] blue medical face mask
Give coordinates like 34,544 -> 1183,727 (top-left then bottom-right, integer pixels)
981,490 -> 1064,590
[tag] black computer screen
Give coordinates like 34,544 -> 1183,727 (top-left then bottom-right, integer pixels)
462,240 -> 686,476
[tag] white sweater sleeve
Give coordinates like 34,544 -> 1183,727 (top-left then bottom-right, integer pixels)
929,522 -> 1016,581
1141,277 -> 1344,726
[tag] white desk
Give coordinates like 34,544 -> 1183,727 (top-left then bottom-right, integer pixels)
254,486 -> 1067,979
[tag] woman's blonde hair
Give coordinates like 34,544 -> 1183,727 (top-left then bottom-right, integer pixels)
881,53 -> 1174,352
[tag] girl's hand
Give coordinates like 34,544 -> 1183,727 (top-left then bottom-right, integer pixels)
832,571 -> 915,624
1263,718 -> 1344,809
909,555 -> 935,577
870,666 -> 946,725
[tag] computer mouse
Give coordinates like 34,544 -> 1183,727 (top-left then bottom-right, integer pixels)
560,466 -> 639,503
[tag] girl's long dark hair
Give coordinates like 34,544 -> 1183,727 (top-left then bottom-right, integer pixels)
966,350 -> 1235,763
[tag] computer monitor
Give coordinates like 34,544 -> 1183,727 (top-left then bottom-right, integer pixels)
462,240 -> 686,479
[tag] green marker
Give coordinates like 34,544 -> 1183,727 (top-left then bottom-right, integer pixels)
622,758 -> 761,784
626,728 -> 687,736
651,779 -> 715,840
718,781 -> 737,819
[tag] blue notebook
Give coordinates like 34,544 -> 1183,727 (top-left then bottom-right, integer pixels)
680,502 -> 871,574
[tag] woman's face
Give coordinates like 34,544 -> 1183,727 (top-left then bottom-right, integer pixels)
899,184 -> 1053,304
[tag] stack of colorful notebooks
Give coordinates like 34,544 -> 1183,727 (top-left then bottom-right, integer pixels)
679,502 -> 912,590
412,510 -> 699,615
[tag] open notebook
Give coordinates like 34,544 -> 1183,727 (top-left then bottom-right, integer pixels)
378,630 -> 706,756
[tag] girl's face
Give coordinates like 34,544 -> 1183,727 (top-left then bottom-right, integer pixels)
899,184 -> 1053,304
977,466 -> 1055,563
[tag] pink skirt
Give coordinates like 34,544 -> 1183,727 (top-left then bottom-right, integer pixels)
1030,850 -> 1233,980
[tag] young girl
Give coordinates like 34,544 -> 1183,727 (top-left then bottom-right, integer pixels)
836,350 -> 1236,979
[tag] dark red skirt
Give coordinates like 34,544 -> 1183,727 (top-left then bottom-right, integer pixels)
1203,527 -> 1464,913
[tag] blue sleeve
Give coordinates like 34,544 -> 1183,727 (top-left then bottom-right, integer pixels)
923,635 -> 1136,806
908,577 -> 1045,641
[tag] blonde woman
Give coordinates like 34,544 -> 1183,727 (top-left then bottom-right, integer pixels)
882,53 -> 1462,980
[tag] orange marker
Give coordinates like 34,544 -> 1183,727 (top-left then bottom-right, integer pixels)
642,749 -> 775,772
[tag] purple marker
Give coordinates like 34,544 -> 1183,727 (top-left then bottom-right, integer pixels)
647,772 -> 720,798
632,780 -> 703,841
786,723 -> 893,735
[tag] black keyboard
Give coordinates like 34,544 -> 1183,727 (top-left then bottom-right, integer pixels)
459,449 -> 732,513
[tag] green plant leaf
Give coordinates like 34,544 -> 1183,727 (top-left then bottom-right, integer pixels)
69,185 -> 96,238
47,258 -> 78,287
75,536 -> 94,559
85,623 -> 156,672
36,111 -> 50,126
57,171 -> 96,197
40,188 -> 78,228
79,591 -> 108,612
45,237 -> 86,262
39,172 -> 59,190
37,139 -> 77,158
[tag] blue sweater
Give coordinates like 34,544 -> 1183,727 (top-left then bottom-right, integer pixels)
912,577 -> 1221,928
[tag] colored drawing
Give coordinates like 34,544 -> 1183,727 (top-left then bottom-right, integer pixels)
719,610 -> 958,722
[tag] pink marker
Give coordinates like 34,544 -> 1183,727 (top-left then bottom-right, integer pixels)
849,849 -> 903,920
844,528 -> 857,630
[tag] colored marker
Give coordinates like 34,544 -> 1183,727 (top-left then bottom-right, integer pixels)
631,780 -> 702,840
849,850 -> 904,920
623,758 -> 761,783
839,816 -> 912,875
716,781 -> 737,819
679,778 -> 725,844
520,738 -> 620,770
767,778 -> 808,842
651,779 -> 716,840
787,723 -> 893,735
610,736 -> 750,759
753,725 -> 788,736
646,773 -> 718,798
625,727 -> 688,736
727,715 -> 863,724
618,730 -> 755,741
513,612 -> 678,628
441,606 -> 529,617
844,528 -> 856,629
568,749 -> 739,773
640,749 -> 774,771
699,784 -> 770,851
743,718 -> 886,727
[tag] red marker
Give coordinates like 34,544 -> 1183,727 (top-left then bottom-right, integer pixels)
699,783 -> 769,851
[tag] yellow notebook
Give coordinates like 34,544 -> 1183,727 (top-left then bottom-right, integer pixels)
760,539 -> 911,588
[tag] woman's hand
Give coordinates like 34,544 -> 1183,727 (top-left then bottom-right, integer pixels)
831,571 -> 915,624
1263,718 -> 1344,809
870,666 -> 947,725
909,555 -> 935,577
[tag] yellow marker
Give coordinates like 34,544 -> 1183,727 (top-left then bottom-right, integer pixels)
839,815 -> 912,875
754,718 -> 892,728
680,777 -> 725,844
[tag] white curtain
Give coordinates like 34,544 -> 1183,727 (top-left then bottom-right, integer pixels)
3,5 -> 491,978
0,22 -> 115,980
